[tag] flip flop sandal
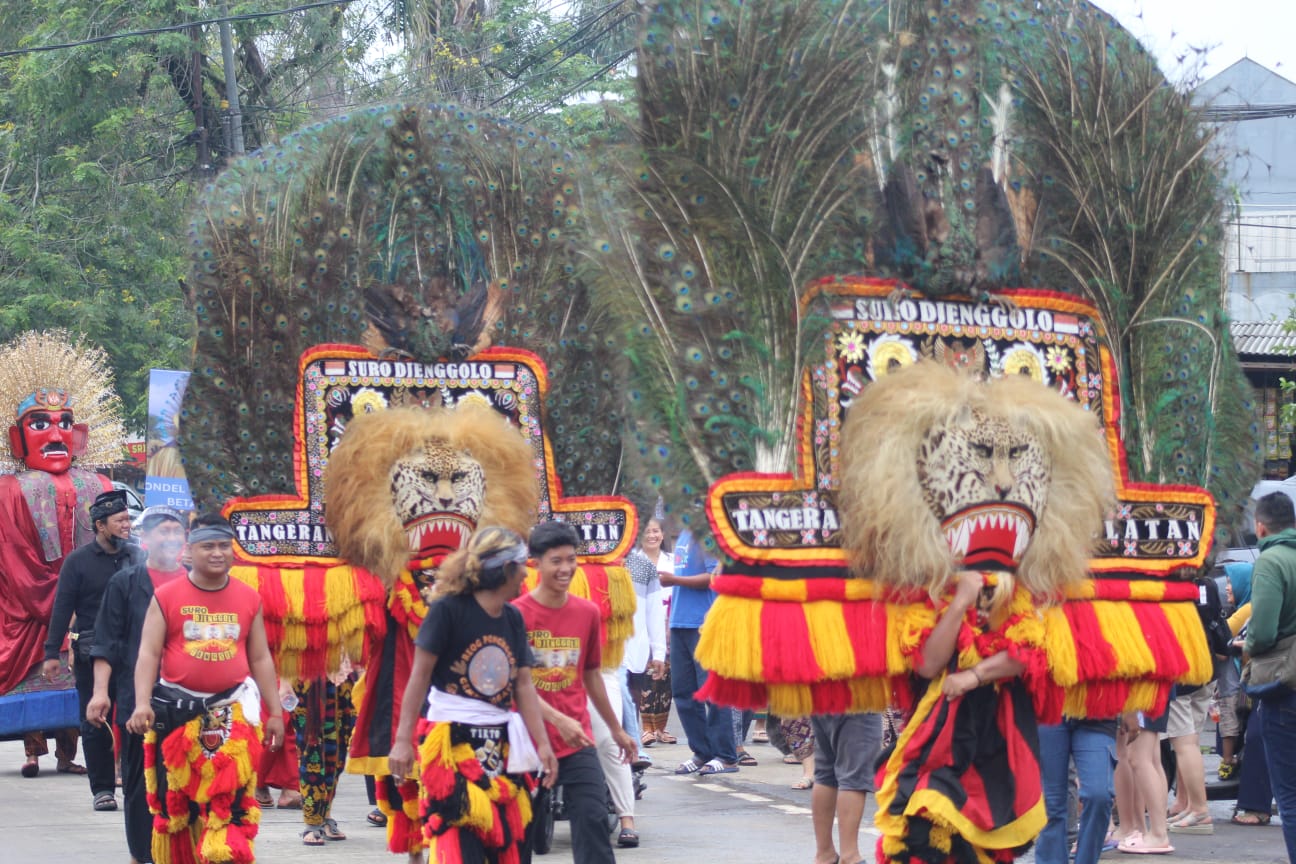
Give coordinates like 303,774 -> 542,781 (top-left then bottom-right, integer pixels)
641,731 -> 656,747
254,788 -> 274,806
1231,811 -> 1271,826
20,760 -> 39,778
322,818 -> 346,841
93,792 -> 118,811
791,778 -> 814,790
698,759 -> 739,775
737,751 -> 758,767
56,762 -> 87,775
617,827 -> 640,848
654,731 -> 677,744
366,808 -> 387,827
751,731 -> 769,744
1167,811 -> 1213,834
301,827 -> 326,846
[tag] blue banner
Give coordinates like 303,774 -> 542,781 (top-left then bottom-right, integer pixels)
145,369 -> 193,510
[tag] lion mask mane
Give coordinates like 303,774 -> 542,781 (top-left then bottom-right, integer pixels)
838,362 -> 1113,598
323,403 -> 538,586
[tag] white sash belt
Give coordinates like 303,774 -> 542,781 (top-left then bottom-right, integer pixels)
425,689 -> 541,774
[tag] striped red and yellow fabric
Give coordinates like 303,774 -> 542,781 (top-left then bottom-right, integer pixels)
230,560 -> 387,682
695,574 -> 1210,719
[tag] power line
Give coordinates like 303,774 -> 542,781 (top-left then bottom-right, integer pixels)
0,0 -> 361,59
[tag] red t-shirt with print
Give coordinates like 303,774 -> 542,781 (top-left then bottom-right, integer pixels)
513,592 -> 602,759
155,575 -> 261,694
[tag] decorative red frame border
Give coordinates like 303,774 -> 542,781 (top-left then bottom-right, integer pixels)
223,343 -> 637,566
706,277 -> 1215,576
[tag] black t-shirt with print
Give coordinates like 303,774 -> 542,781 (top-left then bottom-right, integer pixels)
415,592 -> 533,710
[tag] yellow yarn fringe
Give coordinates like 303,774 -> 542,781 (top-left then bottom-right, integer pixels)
697,595 -> 765,682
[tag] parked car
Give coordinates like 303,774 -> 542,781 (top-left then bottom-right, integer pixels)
112,481 -> 144,524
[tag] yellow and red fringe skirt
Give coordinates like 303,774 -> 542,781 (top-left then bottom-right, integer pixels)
143,702 -> 262,864
416,718 -> 534,864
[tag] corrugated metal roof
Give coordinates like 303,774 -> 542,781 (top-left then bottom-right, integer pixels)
1231,320 -> 1296,357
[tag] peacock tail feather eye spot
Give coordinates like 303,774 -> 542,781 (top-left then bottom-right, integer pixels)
676,298 -> 694,312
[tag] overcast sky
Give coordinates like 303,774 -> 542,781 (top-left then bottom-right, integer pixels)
1093,0 -> 1294,83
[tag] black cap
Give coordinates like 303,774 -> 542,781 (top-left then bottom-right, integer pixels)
89,489 -> 129,522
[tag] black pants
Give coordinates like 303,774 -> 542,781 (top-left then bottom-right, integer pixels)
522,746 -> 614,864
73,655 -> 116,797
120,726 -> 152,862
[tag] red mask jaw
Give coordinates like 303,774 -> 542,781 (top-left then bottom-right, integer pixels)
941,503 -> 1037,571
403,512 -> 476,560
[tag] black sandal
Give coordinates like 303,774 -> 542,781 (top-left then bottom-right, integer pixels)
93,792 -> 118,811
366,808 -> 387,827
617,827 -> 640,848
301,826 -> 326,846
322,818 -> 347,841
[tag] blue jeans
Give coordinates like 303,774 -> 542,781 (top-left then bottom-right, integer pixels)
619,666 -> 645,757
1037,721 -> 1115,864
669,627 -> 737,764
1237,701 -> 1272,814
1260,689 -> 1296,862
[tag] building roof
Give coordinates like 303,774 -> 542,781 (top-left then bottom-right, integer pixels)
1231,320 -> 1296,357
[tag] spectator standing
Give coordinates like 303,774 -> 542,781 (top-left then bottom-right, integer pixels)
1164,683 -> 1214,834
661,528 -> 736,776
810,713 -> 881,864
620,521 -> 667,765
1244,491 -> 1296,860
41,488 -> 143,809
516,521 -> 635,864
1036,719 -> 1116,864
87,505 -> 188,863
637,520 -> 676,746
1114,708 -> 1174,854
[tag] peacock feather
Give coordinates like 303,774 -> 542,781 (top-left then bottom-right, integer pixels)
594,0 -> 1257,545
181,103 -> 630,511
1010,7 -> 1260,541
588,0 -> 882,536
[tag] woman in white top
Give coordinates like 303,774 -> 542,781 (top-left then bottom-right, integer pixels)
625,518 -> 675,747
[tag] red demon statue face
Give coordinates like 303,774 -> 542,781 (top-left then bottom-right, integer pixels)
8,388 -> 89,474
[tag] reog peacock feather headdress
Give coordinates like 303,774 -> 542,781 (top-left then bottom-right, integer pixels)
595,0 -> 1257,545
181,103 -> 631,511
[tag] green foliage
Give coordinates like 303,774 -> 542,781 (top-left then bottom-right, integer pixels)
0,0 -> 630,437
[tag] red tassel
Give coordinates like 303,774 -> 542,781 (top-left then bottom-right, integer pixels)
810,680 -> 854,715
760,601 -> 822,684
696,675 -> 767,710
1130,603 -> 1189,680
843,599 -> 890,676
1063,602 -> 1118,682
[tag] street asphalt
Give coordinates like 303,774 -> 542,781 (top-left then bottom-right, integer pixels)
2,723 -> 1289,863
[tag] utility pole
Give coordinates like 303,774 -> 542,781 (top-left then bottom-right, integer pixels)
218,1 -> 245,155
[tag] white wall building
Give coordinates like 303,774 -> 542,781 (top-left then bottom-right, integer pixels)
1195,58 -> 1296,323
